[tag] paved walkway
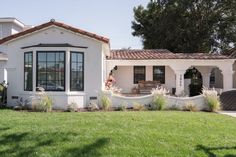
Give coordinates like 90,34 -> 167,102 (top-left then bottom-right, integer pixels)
218,111 -> 236,118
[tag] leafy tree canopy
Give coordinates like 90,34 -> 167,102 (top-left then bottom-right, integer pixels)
132,0 -> 236,53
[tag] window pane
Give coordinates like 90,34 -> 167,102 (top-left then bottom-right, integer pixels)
38,53 -> 46,61
37,51 -> 65,91
153,66 -> 165,84
47,53 -> 55,61
70,52 -> 84,91
24,52 -> 33,91
78,53 -> 83,62
134,66 -> 145,84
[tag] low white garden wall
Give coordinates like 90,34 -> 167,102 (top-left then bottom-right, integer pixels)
105,92 -> 208,111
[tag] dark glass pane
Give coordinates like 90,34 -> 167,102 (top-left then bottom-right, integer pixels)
153,66 -> 165,84
78,53 -> 83,62
38,72 -> 46,80
59,53 -> 64,61
47,53 -> 55,61
70,52 -> 84,91
47,62 -> 55,71
38,62 -> 46,71
71,63 -> 77,71
55,53 -> 60,61
38,53 -> 46,61
24,52 -> 33,91
37,51 -> 65,91
134,66 -> 145,84
71,53 -> 77,62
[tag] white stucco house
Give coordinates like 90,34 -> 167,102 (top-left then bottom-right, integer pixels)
0,18 -> 235,109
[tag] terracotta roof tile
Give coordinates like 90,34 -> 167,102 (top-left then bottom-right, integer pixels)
108,49 -> 231,60
0,20 -> 109,44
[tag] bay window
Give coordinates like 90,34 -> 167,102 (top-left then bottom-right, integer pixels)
36,51 -> 65,91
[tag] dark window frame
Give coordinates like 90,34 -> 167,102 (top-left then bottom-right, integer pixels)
70,51 -> 84,91
24,52 -> 33,91
133,66 -> 146,84
36,51 -> 66,92
153,66 -> 165,84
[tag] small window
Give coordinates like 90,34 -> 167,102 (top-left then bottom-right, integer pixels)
24,52 -> 33,91
70,52 -> 84,91
210,69 -> 215,84
134,66 -> 145,84
153,66 -> 165,84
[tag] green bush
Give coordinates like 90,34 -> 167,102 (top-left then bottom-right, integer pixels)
101,94 -> 111,111
116,101 -> 127,111
202,87 -> 221,112
152,95 -> 166,110
39,94 -> 53,112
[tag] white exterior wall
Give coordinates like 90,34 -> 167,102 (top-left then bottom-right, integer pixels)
113,65 -> 175,93
11,24 -> 23,35
1,26 -> 107,109
1,23 -> 12,39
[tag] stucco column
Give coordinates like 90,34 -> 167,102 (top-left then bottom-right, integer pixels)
221,69 -> 234,91
196,67 -> 213,88
0,68 -> 7,83
202,73 -> 211,88
175,70 -> 185,95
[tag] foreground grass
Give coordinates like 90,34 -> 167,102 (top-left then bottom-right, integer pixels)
0,110 -> 236,157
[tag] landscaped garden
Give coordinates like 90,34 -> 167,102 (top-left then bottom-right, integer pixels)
0,110 -> 236,157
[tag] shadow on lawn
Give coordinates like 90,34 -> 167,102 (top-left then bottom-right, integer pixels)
0,128 -> 110,157
61,138 -> 110,157
196,144 -> 236,157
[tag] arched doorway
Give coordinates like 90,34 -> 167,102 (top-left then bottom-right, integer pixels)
184,67 -> 202,96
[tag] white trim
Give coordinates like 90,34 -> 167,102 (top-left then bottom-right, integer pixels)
0,18 -> 25,28
1,25 -> 109,46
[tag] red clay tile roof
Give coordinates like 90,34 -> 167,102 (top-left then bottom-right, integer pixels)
0,20 -> 109,44
108,49 -> 232,60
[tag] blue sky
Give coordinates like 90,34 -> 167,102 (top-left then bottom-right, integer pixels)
1,0 -> 149,49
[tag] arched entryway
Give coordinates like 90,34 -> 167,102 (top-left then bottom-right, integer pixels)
184,67 -> 202,96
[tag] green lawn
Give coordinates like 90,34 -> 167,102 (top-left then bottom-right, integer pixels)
0,110 -> 236,157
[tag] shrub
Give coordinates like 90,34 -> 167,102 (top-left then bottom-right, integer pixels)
116,101 -> 127,111
151,86 -> 168,110
152,95 -> 166,110
32,89 -> 53,112
100,93 -> 111,111
67,102 -> 78,112
87,102 -> 99,111
39,94 -> 53,112
184,101 -> 198,112
202,87 -> 221,112
133,102 -> 146,111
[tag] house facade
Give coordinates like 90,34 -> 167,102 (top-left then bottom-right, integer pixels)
0,18 -> 235,109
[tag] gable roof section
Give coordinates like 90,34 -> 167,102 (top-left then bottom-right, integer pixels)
0,20 -> 109,44
108,49 -> 232,60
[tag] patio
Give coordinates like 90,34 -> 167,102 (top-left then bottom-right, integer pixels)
106,49 -> 236,96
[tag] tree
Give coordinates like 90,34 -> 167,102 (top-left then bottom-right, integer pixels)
132,0 -> 236,53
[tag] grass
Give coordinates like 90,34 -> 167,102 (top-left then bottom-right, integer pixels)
0,110 -> 236,157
